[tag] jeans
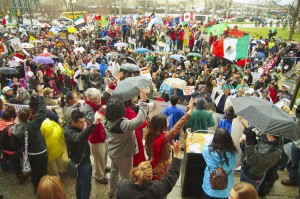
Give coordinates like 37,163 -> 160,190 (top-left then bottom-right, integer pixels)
76,161 -> 92,199
288,142 -> 300,182
240,168 -> 264,191
7,152 -> 22,174
278,150 -> 290,171
202,190 -> 227,199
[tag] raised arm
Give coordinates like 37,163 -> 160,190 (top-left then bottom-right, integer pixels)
32,85 -> 47,127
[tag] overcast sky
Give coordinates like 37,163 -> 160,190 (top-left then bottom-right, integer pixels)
233,0 -> 293,5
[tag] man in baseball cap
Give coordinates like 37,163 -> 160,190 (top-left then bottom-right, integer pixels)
2,86 -> 14,102
43,88 -> 57,106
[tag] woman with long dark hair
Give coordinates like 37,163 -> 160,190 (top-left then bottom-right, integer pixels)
144,98 -> 194,180
202,128 -> 238,199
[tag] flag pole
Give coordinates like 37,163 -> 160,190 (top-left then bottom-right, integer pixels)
243,35 -> 251,74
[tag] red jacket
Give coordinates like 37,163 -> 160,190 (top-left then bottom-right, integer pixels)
209,35 -> 214,45
178,30 -> 184,41
268,87 -> 277,103
189,36 -> 195,47
170,31 -> 176,41
124,107 -> 147,166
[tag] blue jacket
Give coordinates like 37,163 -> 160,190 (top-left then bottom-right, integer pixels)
202,142 -> 237,198
217,119 -> 232,134
99,63 -> 108,77
162,106 -> 185,131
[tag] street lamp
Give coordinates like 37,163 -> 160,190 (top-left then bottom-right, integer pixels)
71,0 -> 76,21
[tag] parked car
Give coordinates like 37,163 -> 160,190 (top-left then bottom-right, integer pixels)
249,16 -> 262,22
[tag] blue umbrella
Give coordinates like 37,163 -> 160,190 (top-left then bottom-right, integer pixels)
170,54 -> 185,61
50,27 -> 60,33
134,48 -> 150,53
33,56 -> 54,64
257,52 -> 265,59
21,24 -> 30,29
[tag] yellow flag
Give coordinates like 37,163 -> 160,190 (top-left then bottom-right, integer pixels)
30,35 -> 36,43
17,9 -> 21,17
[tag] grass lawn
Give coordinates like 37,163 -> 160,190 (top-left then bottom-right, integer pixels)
238,27 -> 300,41
227,22 -> 254,24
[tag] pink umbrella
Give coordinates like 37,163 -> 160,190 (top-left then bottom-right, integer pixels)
41,23 -> 51,28
39,52 -> 53,57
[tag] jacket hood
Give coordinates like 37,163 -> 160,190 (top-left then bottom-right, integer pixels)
11,123 -> 26,138
0,120 -> 13,131
103,118 -> 120,132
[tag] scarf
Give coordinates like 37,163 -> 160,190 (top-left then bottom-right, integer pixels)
84,99 -> 99,112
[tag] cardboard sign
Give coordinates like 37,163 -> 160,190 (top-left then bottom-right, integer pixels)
183,86 -> 195,96
59,32 -> 67,39
140,67 -> 152,80
48,31 -> 54,38
10,38 -> 22,51
252,72 -> 261,83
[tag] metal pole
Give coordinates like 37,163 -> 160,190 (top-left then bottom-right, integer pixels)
72,2 -> 74,21
165,0 -> 168,18
290,76 -> 300,110
27,0 -> 33,27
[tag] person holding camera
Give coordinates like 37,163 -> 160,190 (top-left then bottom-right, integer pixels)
239,117 -> 283,191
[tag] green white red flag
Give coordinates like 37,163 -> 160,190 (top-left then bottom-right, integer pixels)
211,35 -> 250,60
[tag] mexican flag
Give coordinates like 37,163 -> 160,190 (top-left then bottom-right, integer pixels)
211,35 -> 250,60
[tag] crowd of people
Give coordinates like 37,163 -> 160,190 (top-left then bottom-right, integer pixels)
0,13 -> 300,199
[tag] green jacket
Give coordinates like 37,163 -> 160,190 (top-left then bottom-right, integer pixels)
184,109 -> 215,132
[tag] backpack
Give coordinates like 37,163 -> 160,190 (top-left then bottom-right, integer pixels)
208,151 -> 229,190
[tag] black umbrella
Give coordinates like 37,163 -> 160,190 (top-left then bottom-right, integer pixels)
122,57 -> 137,64
232,97 -> 300,141
120,63 -> 140,72
111,76 -> 151,102
0,67 -> 19,75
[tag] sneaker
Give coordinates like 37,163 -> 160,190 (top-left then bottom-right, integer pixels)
281,179 -> 298,186
96,177 -> 108,184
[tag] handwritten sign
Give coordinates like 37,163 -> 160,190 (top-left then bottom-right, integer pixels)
10,38 -> 22,51
140,67 -> 152,80
183,86 -> 195,96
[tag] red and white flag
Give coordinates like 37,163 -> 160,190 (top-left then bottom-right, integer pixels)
183,12 -> 194,22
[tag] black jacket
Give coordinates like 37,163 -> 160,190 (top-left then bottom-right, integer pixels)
27,96 -> 47,153
117,158 -> 181,199
64,124 -> 95,164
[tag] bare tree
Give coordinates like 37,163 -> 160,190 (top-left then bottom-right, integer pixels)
136,0 -> 154,14
219,0 -> 233,20
41,4 -> 56,21
255,0 -> 265,16
288,0 -> 300,40
1,1 -> 13,16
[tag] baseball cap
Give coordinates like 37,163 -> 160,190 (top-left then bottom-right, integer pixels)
2,86 -> 13,94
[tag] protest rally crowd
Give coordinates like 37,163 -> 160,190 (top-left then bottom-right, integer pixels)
0,11 -> 300,199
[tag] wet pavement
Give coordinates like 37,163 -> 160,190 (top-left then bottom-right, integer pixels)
0,155 -> 298,199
